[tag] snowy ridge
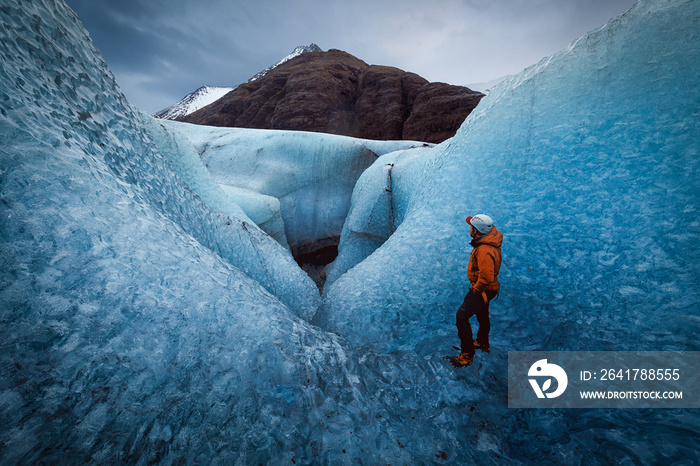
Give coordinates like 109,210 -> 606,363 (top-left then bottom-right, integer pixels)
153,85 -> 234,120
247,43 -> 322,82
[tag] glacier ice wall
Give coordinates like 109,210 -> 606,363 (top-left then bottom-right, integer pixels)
0,0 -> 320,320
319,0 -> 700,354
323,146 -> 432,288
166,120 -> 429,252
0,0 -> 360,461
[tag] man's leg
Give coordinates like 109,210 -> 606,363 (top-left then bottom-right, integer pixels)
475,302 -> 490,347
455,291 -> 482,354
475,290 -> 498,347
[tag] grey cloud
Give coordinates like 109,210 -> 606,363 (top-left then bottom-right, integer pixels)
65,0 -> 637,113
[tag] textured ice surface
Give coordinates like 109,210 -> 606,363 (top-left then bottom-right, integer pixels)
166,120 -> 429,251
1,0 -> 699,464
218,183 -> 290,248
324,146 -> 432,287
135,115 -> 323,318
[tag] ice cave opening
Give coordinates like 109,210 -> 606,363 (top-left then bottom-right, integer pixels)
291,236 -> 340,291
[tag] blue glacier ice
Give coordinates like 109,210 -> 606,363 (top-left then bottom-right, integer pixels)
324,145 -> 433,287
1,0 -> 699,464
165,120 -> 430,252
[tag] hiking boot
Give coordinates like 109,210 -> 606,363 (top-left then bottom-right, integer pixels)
473,340 -> 490,353
450,352 -> 474,368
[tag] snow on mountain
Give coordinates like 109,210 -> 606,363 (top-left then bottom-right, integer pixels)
153,85 -> 234,120
1,0 -> 699,464
247,43 -> 322,82
153,44 -> 322,120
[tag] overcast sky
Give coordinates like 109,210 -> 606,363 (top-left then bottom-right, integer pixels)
65,0 -> 638,114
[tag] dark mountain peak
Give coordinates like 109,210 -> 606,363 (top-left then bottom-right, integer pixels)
182,49 -> 484,143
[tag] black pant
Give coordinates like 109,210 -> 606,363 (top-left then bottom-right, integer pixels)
456,289 -> 498,354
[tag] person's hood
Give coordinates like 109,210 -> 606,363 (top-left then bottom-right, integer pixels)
471,226 -> 503,248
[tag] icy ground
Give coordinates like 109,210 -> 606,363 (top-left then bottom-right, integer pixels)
1,0 -> 699,464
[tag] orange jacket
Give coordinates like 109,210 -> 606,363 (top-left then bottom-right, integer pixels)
467,226 -> 503,294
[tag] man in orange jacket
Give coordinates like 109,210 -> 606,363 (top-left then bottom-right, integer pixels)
451,214 -> 503,368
